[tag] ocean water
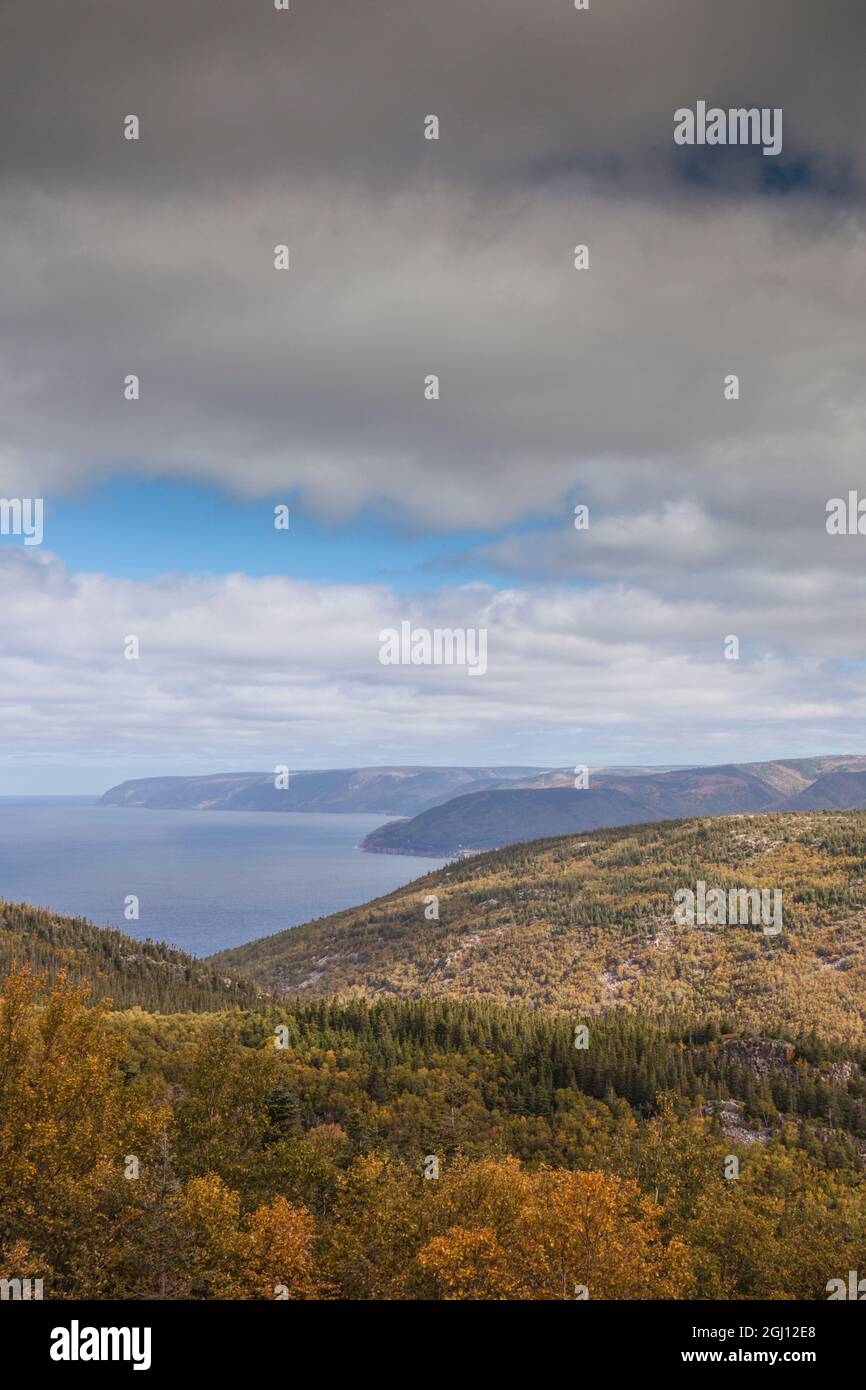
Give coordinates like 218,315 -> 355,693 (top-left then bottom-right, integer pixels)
0,797 -> 444,957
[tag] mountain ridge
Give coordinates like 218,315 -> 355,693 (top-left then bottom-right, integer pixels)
100,756 -> 866,858
99,766 -> 553,817
362,755 -> 866,855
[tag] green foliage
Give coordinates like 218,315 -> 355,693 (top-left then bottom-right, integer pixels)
0,899 -> 260,1012
4,971 -> 866,1300
8,813 -> 866,1299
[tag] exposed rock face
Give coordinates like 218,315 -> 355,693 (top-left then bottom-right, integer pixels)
721,1039 -> 796,1076
707,1099 -> 772,1147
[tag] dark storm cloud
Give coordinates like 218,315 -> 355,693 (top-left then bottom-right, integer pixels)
2,0 -> 864,192
2,1 -> 866,771
0,0 -> 863,545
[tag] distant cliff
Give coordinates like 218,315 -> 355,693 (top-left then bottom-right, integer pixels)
99,766 -> 544,817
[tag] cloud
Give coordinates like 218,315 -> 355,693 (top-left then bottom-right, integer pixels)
2,185 -> 865,548
0,0 -> 864,538
2,0 -> 866,781
3,550 -> 865,785
2,1 -> 864,193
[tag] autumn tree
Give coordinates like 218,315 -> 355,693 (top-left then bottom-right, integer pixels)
0,968 -> 163,1296
323,1153 -> 424,1299
241,1195 -> 323,1299
416,1158 -> 692,1300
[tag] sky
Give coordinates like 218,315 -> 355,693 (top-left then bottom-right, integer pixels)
2,0 -> 866,792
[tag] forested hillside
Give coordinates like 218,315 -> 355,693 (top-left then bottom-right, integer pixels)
3,970 -> 866,1301
0,899 -> 258,1012
6,810 -> 866,1300
212,812 -> 866,1046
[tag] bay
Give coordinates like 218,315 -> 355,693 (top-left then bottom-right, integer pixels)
0,797 -> 444,957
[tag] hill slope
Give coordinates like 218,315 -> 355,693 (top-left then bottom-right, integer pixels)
778,768 -> 866,812
0,899 -> 259,1012
363,755 -> 866,854
362,785 -> 664,854
210,811 -> 866,1044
